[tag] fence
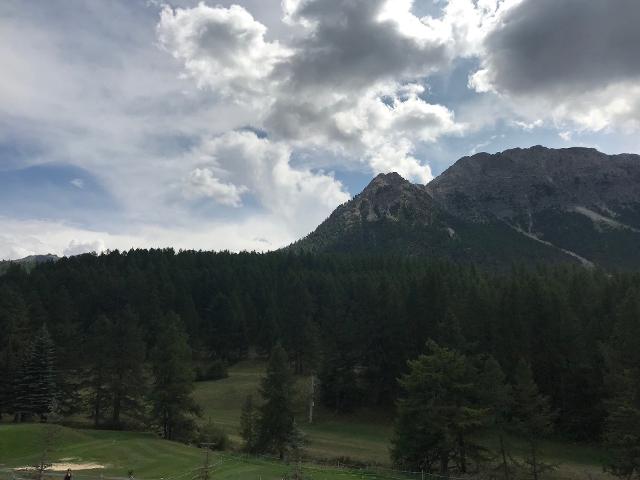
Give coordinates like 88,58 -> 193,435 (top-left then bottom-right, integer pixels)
0,452 -> 478,480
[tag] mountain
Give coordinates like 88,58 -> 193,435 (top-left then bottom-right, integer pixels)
291,146 -> 640,269
0,254 -> 60,274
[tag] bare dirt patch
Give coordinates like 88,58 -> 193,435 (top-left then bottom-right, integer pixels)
17,462 -> 105,471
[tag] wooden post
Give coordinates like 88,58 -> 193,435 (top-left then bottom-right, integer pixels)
308,374 -> 315,424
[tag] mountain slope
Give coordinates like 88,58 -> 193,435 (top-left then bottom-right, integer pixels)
426,146 -> 640,268
292,146 -> 640,269
0,254 -> 59,275
290,172 -> 578,267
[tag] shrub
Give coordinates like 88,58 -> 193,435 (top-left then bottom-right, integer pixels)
196,421 -> 229,450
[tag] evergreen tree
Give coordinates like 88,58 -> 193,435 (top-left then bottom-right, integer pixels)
84,315 -> 113,427
604,369 -> 640,480
107,308 -> 147,428
476,355 -> 513,480
240,395 -> 257,452
510,360 -> 557,480
603,289 -> 640,479
0,286 -> 30,420
24,324 -> 58,421
391,341 -> 487,474
150,312 -> 200,440
319,337 -> 362,412
48,287 -> 82,416
256,344 -> 298,459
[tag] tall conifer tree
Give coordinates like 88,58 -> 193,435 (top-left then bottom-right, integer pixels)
510,360 -> 556,480
150,312 -> 200,440
256,344 -> 298,459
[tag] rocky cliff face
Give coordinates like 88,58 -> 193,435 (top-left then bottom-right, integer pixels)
291,146 -> 640,269
426,146 -> 640,227
331,171 -> 438,226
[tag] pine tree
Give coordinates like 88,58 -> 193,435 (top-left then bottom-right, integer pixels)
240,395 -> 257,452
476,355 -> 513,480
150,312 -> 200,440
391,341 -> 488,474
0,286 -> 30,420
256,344 -> 298,459
0,286 -> 28,419
603,289 -> 640,479
25,324 -> 58,421
48,287 -> 82,417
604,369 -> 640,480
510,360 -> 556,480
107,308 -> 147,428
84,315 -> 113,427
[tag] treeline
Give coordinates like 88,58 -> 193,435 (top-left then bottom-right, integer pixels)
0,249 -> 638,445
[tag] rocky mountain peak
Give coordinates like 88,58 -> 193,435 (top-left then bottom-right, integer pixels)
363,172 -> 411,192
426,146 -> 640,224
350,172 -> 436,225
291,147 -> 640,269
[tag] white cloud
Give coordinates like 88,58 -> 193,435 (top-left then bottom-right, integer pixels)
511,119 -> 543,131
158,0 -> 467,182
0,214 -> 317,261
559,131 -> 572,142
70,178 -> 85,189
468,0 -> 640,132
2,0 -> 640,259
157,2 -> 291,103
189,131 -> 350,227
0,218 -> 130,261
182,168 -> 247,207
63,239 -> 106,257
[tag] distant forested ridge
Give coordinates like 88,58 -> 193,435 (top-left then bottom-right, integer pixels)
0,249 -> 638,441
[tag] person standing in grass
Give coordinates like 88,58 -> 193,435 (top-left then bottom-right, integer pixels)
63,469 -> 72,480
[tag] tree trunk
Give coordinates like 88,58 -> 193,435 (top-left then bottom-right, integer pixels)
457,432 -> 467,473
112,391 -> 121,427
531,442 -> 539,480
499,433 -> 510,480
94,390 -> 102,427
440,451 -> 449,476
112,372 -> 123,426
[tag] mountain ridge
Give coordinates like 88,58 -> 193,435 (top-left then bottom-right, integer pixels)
290,146 -> 640,269
0,254 -> 60,274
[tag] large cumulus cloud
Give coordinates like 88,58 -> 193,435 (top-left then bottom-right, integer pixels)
182,131 -> 350,227
470,0 -> 640,132
157,3 -> 291,102
157,0 -> 469,183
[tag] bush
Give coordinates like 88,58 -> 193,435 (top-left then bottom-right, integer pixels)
207,359 -> 229,380
196,421 -> 229,450
195,359 -> 229,381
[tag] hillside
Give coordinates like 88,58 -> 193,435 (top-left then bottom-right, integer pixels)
192,360 -> 611,479
0,254 -> 59,275
0,423 -> 400,480
291,147 -> 640,269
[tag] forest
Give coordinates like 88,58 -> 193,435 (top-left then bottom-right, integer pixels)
0,249 -> 639,476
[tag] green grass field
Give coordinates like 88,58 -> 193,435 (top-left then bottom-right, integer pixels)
193,360 -> 613,480
0,424 -> 412,480
193,360 -> 393,463
0,360 -> 613,480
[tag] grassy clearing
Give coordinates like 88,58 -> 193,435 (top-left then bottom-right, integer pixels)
0,424 -> 411,480
193,360 -> 612,480
193,361 -> 392,464
0,360 -> 612,480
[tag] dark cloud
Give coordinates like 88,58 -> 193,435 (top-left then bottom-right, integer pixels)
278,0 -> 448,93
481,0 -> 640,95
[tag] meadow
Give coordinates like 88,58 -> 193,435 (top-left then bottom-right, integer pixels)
193,361 -> 613,480
0,423 -> 407,480
0,361 -> 613,480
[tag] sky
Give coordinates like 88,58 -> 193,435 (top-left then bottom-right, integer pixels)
1,0 -> 639,260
